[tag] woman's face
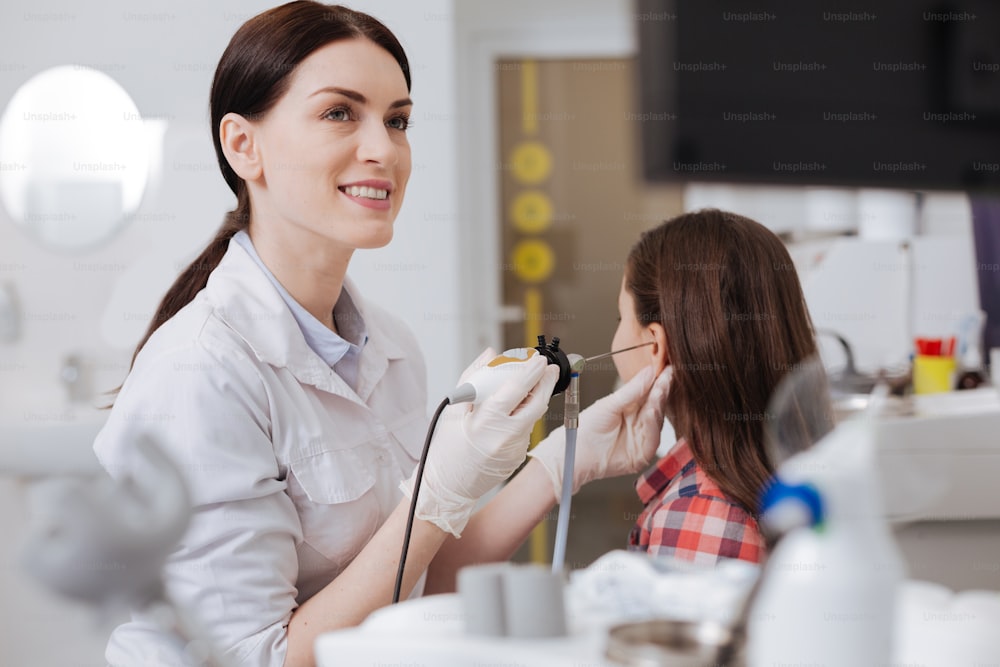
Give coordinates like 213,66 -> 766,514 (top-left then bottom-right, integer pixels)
250,38 -> 412,250
611,275 -> 652,383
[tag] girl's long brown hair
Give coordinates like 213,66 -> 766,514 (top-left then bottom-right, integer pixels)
111,2 -> 410,399
626,209 -> 824,514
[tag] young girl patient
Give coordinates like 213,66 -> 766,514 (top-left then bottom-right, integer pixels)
531,208 -> 822,565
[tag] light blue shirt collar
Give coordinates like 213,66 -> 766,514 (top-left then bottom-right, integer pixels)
232,230 -> 367,389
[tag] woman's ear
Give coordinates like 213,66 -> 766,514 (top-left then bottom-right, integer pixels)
219,112 -> 263,182
647,322 -> 669,375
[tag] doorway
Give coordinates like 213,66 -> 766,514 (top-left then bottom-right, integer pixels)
494,56 -> 683,567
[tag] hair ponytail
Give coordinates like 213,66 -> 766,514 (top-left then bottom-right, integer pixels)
103,191 -> 248,403
130,189 -> 250,363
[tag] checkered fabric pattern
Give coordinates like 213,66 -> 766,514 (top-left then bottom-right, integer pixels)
628,439 -> 765,565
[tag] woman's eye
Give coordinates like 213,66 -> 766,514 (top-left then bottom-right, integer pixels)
387,115 -> 410,131
324,107 -> 352,121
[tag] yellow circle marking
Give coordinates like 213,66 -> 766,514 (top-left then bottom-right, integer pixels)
510,141 -> 552,184
510,190 -> 554,234
510,239 -> 555,284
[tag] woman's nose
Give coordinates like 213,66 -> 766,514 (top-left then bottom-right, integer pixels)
356,119 -> 398,167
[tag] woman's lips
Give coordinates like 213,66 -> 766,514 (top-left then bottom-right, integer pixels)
338,183 -> 392,210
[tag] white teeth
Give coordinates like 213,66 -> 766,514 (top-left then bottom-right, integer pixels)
345,185 -> 388,200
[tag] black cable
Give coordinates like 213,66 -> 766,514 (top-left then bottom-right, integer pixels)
392,396 -> 451,604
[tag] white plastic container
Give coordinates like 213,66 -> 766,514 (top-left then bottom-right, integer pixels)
747,418 -> 906,666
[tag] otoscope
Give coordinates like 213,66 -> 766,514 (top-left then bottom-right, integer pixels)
392,337 -> 654,601
447,335 -> 574,405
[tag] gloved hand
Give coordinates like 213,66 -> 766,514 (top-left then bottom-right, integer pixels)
401,349 -> 560,537
528,365 -> 672,498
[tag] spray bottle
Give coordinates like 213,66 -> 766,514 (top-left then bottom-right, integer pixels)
747,407 -> 906,666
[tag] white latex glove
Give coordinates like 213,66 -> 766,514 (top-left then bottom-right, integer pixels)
528,365 -> 672,498
401,349 -> 560,537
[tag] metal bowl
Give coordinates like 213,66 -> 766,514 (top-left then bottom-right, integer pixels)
605,618 -> 744,667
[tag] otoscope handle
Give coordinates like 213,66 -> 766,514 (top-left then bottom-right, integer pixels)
449,348 -> 541,405
448,337 -> 572,405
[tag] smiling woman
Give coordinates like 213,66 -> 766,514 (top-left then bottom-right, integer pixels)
90,3 -> 561,667
130,3 -> 414,344
218,36 -> 413,327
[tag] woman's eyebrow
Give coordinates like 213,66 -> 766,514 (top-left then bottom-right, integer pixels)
308,86 -> 412,109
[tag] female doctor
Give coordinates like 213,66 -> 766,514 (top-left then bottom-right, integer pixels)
94,3 -> 667,666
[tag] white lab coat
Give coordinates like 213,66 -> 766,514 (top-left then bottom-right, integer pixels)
94,239 -> 429,666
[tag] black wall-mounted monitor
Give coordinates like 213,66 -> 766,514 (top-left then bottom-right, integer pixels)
636,0 -> 1000,191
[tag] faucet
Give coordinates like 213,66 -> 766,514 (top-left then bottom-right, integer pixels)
60,354 -> 93,404
816,329 -> 879,395
816,329 -> 911,398
0,282 -> 20,343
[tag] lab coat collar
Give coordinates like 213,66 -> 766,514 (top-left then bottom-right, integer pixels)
206,238 -> 405,402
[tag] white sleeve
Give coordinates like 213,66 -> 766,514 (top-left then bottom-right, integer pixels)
95,340 -> 300,667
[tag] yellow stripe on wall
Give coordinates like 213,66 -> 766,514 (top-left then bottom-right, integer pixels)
524,285 -> 548,564
523,286 -> 542,349
516,60 -> 545,565
524,284 -> 547,452
521,60 -> 537,135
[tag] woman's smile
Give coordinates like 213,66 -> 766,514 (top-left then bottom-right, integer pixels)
338,178 -> 393,211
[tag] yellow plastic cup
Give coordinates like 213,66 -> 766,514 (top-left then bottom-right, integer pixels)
912,355 -> 957,394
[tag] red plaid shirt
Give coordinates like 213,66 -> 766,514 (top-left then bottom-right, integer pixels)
629,439 -> 765,565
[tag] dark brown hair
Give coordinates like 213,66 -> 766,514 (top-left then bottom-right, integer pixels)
626,209 -> 824,513
119,1 -> 410,385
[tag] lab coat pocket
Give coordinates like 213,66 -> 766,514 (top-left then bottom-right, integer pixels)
288,448 -> 380,566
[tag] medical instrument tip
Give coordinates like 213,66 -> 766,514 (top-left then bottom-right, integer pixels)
583,341 -> 654,364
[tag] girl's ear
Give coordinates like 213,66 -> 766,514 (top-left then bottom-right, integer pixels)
219,112 -> 263,182
647,322 -> 669,375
